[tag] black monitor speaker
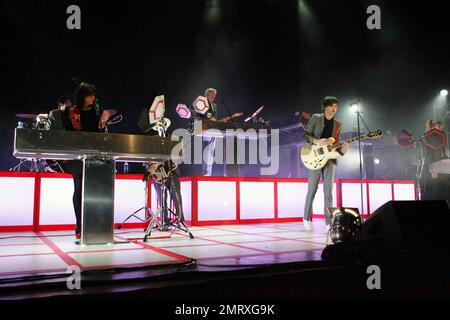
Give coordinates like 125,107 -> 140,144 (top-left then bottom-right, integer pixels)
360,200 -> 450,252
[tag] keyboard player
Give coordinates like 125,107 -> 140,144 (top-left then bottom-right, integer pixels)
63,82 -> 110,239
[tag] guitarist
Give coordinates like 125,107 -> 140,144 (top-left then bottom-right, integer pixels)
303,96 -> 348,231
64,82 -> 110,240
195,88 -> 219,176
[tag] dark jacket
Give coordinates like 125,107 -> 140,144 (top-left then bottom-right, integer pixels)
303,113 -> 344,156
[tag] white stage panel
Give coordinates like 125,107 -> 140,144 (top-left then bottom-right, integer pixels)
369,183 -> 393,213
39,177 -> 74,225
150,183 -> 158,214
341,183 -> 368,215
0,177 -> 35,226
240,182 -> 275,220
312,183 -> 337,216
198,181 -> 236,221
393,183 -> 415,201
114,179 -> 147,224
277,182 -> 308,218
181,181 -> 192,221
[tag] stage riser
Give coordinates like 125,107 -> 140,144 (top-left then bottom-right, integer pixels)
0,172 -> 416,230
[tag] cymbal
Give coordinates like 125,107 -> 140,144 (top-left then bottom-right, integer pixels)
104,109 -> 117,117
15,113 -> 38,119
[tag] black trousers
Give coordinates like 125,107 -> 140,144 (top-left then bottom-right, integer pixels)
68,160 -> 83,234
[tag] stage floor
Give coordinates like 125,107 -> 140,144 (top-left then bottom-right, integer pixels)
0,221 -> 330,280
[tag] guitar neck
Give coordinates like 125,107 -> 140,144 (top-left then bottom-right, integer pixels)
332,134 -> 371,149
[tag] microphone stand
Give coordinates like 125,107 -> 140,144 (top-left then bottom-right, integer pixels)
415,138 -> 425,200
354,104 -> 371,223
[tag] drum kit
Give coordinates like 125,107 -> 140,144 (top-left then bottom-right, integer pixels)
10,108 -> 120,172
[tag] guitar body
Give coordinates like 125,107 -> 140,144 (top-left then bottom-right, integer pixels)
299,129 -> 383,171
300,143 -> 341,170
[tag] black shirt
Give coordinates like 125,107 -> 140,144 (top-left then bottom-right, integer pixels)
320,117 -> 334,139
65,106 -> 102,132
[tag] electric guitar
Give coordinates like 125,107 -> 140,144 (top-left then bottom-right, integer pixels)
216,112 -> 243,122
300,129 -> 383,170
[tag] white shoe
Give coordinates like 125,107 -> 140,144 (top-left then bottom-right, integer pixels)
303,219 -> 313,231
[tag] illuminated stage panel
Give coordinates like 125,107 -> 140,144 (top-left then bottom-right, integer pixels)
198,181 -> 236,221
40,177 -> 74,225
0,177 -> 35,226
341,182 -> 368,215
180,181 -> 192,221
240,182 -> 275,220
393,183 -> 416,200
369,183 -> 393,213
150,183 -> 158,214
312,183 -> 337,216
277,182 -> 308,218
114,179 -> 147,224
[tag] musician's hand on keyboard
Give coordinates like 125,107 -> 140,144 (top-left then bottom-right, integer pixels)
99,110 -> 110,128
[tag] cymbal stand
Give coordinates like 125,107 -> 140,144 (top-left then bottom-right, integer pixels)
143,167 -> 194,241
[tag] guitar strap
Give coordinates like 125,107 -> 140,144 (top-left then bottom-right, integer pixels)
333,120 -> 340,143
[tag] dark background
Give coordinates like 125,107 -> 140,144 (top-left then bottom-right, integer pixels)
1,0 -> 449,177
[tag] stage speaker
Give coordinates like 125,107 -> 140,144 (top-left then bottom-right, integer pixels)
360,200 -> 450,252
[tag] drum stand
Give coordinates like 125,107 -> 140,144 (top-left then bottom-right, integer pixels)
9,158 -> 64,173
143,169 -> 194,241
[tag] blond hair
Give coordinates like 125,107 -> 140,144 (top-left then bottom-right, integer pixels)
204,88 -> 217,96
426,119 -> 444,132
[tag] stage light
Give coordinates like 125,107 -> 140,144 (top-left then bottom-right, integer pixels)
423,128 -> 446,150
176,104 -> 192,119
440,89 -> 448,97
396,130 -> 415,149
374,158 -> 380,165
137,95 -> 166,133
350,103 -> 358,113
328,207 -> 362,244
